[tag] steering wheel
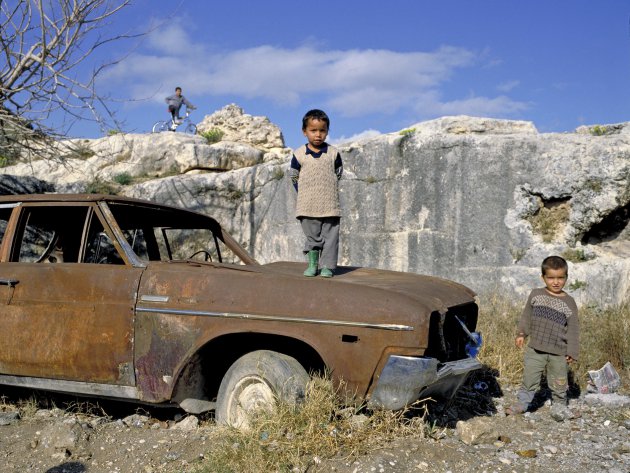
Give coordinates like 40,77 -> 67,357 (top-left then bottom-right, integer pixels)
188,250 -> 212,262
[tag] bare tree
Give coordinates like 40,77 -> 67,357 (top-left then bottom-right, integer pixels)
0,0 -> 138,163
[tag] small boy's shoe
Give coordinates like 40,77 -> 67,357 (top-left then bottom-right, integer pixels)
319,267 -> 333,278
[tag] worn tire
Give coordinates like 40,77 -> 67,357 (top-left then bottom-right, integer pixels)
215,350 -> 309,429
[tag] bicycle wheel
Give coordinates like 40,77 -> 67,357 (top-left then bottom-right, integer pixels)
184,123 -> 197,134
152,121 -> 170,133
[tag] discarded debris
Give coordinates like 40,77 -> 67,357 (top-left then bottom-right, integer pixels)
588,362 -> 621,394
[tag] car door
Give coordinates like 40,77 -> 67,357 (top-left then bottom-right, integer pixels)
0,202 -> 143,389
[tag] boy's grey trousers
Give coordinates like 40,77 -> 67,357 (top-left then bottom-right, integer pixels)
300,217 -> 340,270
517,346 -> 568,409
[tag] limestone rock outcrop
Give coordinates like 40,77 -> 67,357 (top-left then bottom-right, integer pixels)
1,126 -> 288,192
196,104 -> 285,154
1,111 -> 629,305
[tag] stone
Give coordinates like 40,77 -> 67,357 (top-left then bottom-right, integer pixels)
122,414 -> 150,428
456,418 -> 498,445
196,104 -> 285,152
171,415 -> 198,431
584,393 -> 630,407
0,411 -> 19,426
543,445 -> 558,454
39,421 -> 89,454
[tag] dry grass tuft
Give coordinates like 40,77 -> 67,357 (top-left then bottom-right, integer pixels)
528,201 -> 570,242
578,302 -> 630,385
195,376 -> 426,473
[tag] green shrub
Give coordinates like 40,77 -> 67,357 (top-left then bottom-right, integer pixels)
113,172 -> 133,185
68,144 -> 95,160
584,178 -> 603,193
0,155 -> 17,167
589,124 -> 618,136
561,248 -> 593,263
568,280 -> 587,291
201,128 -> 225,144
85,177 -> 117,195
399,128 -> 416,136
107,129 -> 121,136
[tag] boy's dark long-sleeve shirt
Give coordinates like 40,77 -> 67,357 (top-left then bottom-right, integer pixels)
517,288 -> 579,360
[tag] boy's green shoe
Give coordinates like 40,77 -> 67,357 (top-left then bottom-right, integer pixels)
303,250 -> 319,277
319,267 -> 333,278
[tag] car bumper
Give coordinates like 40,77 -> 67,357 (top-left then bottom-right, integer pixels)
368,355 -> 482,410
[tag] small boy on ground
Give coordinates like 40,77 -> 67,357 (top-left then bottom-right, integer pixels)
288,109 -> 343,278
508,255 -> 580,421
164,86 -> 196,123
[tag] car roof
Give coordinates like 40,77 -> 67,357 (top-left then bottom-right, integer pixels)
0,193 -> 202,215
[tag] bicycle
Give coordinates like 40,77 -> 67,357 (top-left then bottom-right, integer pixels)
152,109 -> 197,134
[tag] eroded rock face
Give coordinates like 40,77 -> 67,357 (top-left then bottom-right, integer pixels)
0,174 -> 53,195
127,116 -> 630,304
196,104 -> 285,153
0,133 -> 277,192
1,113 -> 629,304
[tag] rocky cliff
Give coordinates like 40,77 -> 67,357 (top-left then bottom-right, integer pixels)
2,107 -> 629,305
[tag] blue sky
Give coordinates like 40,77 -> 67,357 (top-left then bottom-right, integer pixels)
74,0 -> 630,148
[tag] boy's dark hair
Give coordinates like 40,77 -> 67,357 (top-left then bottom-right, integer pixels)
541,255 -> 568,275
175,86 -> 182,92
302,109 -> 330,130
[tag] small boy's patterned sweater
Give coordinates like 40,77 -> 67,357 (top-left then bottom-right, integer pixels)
517,288 -> 579,361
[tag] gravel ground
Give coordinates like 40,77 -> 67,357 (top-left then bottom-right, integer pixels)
0,382 -> 629,473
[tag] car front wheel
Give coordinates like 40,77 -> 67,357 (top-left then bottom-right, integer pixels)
215,350 -> 309,429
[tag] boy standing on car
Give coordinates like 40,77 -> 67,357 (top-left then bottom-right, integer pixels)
165,87 -> 196,123
288,109 -> 343,278
508,255 -> 580,421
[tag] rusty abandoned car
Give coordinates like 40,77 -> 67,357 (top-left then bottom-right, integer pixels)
0,194 -> 482,427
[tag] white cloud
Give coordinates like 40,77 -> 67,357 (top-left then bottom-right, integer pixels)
102,22 -> 528,119
435,95 -> 530,116
330,129 -> 382,145
497,80 -> 520,92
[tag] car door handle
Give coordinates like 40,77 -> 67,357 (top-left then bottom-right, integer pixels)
0,278 -> 19,287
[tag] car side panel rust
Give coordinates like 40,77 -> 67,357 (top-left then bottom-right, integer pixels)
133,263 -> 430,402
0,263 -> 141,385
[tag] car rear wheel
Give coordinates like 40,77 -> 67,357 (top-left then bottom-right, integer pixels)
215,350 -> 309,429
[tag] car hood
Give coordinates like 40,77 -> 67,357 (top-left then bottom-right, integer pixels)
139,260 -> 476,329
260,262 -> 476,314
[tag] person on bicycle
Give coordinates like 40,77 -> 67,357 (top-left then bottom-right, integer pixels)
165,87 -> 196,123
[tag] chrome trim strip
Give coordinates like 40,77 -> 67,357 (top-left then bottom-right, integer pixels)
140,294 -> 170,302
0,374 -> 139,399
0,203 -> 21,209
136,306 -> 414,331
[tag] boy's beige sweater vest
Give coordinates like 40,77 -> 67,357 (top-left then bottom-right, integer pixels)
294,145 -> 341,218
